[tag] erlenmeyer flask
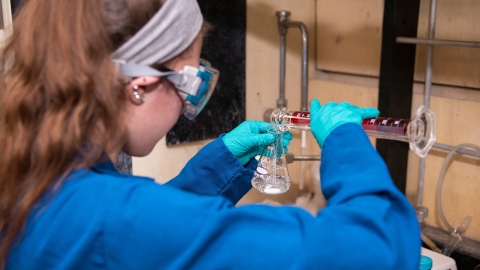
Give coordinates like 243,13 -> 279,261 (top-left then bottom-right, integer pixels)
251,125 -> 291,194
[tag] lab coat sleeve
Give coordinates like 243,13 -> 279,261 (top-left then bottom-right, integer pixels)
311,123 -> 421,269
165,137 -> 256,203
104,123 -> 420,270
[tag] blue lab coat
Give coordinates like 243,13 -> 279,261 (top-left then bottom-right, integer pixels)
7,123 -> 421,269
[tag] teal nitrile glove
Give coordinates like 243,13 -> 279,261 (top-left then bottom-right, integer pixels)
310,99 -> 379,148
222,120 -> 293,165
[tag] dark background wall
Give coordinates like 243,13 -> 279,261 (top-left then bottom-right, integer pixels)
166,0 -> 246,145
10,0 -> 21,14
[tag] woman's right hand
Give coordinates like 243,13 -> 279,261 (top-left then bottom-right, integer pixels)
222,120 -> 293,165
310,99 -> 379,148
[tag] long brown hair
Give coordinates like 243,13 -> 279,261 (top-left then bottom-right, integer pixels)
0,0 -> 164,267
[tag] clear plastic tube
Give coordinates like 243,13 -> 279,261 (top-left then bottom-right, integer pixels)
436,143 -> 480,232
270,105 -> 436,158
441,216 -> 472,257
436,143 -> 479,256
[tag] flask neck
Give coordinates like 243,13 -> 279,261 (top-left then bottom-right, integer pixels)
271,108 -> 311,130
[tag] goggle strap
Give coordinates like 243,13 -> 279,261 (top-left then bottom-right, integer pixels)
165,74 -> 184,86
117,62 -> 186,90
117,62 -> 177,79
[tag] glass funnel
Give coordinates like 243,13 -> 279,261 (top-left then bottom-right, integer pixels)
251,125 -> 291,194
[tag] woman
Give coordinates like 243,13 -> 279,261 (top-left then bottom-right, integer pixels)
0,0 -> 420,269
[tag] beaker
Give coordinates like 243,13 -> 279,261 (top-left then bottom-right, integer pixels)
251,125 -> 291,194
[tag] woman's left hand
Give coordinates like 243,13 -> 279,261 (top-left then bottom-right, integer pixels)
222,120 -> 292,165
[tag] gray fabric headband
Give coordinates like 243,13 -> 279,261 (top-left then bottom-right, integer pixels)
111,0 -> 203,66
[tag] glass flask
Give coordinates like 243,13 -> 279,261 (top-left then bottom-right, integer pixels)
270,105 -> 436,158
251,125 -> 291,194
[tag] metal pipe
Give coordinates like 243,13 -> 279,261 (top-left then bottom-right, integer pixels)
424,0 -> 437,109
300,23 -> 309,111
417,158 -> 427,220
275,11 -> 309,111
397,37 -> 480,48
433,142 -> 480,159
285,153 -> 321,164
278,34 -> 287,108
276,11 -> 289,108
417,0 -> 438,218
282,21 -> 308,111
293,155 -> 321,161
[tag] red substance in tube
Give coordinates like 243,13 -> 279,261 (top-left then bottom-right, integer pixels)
286,111 -> 409,135
362,117 -> 409,135
290,111 -> 311,125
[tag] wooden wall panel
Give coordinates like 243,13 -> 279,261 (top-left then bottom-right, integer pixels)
315,0 -> 384,76
415,0 -> 480,89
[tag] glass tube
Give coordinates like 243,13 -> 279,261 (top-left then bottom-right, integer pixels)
270,105 -> 436,158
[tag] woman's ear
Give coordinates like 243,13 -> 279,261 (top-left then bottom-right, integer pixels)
126,76 -> 161,105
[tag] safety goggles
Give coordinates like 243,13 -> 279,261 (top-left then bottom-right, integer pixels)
114,59 -> 219,120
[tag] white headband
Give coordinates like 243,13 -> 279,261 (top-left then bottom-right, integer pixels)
111,0 -> 203,65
